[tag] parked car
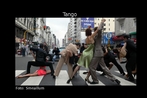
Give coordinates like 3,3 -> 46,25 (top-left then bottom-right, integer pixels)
59,47 -> 65,53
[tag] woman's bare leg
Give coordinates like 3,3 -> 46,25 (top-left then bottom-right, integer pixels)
85,71 -> 91,83
46,70 -> 51,74
109,63 -> 113,70
17,72 -> 38,78
132,65 -> 137,74
72,66 -> 80,78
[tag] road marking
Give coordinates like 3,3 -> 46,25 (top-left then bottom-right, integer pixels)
55,70 -> 72,86
21,76 -> 44,86
97,71 -> 136,86
79,70 -> 105,86
115,71 -> 137,79
15,70 -> 26,77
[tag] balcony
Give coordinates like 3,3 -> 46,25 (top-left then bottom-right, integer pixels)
116,18 -> 125,21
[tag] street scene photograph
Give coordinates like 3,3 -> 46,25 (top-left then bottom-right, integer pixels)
15,17 -> 137,86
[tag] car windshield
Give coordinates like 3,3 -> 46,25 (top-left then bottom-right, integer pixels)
59,47 -> 65,52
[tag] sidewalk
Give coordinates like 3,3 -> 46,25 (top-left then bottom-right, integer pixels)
15,54 -> 32,57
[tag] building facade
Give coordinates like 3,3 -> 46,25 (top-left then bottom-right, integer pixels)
75,18 -> 81,43
115,18 -> 136,36
94,18 -> 115,32
15,18 -> 36,49
34,18 -> 46,43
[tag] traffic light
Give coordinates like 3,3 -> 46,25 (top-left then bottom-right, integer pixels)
44,26 -> 46,30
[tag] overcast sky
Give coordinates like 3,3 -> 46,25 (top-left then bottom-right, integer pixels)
46,18 -> 70,40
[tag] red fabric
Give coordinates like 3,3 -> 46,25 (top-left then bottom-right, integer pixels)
112,36 -> 123,41
36,66 -> 46,76
37,69 -> 46,76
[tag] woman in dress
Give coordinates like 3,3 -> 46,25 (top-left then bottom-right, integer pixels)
16,66 -> 51,78
68,19 -> 106,83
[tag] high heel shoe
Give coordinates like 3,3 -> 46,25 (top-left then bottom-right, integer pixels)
133,73 -> 137,77
67,79 -> 72,84
85,78 -> 91,83
132,71 -> 137,78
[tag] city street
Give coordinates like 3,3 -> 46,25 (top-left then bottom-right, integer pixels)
15,55 -> 137,86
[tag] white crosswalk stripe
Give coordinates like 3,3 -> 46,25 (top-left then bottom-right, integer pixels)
55,70 -> 72,86
115,71 -> 137,79
21,76 -> 44,86
15,70 -> 26,77
79,70 -> 105,86
15,70 -> 137,86
96,71 -> 136,86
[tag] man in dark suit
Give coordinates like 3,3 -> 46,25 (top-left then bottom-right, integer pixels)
25,43 -> 55,78
100,45 -> 125,76
88,19 -> 120,85
123,34 -> 136,81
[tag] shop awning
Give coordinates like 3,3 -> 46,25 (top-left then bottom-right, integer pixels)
129,32 -> 136,35
112,36 -> 123,41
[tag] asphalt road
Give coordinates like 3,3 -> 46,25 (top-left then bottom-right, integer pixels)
15,55 -> 137,86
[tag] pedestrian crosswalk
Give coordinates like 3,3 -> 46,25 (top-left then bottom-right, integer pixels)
15,70 -> 137,86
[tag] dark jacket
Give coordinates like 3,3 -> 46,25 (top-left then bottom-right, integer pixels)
52,49 -> 60,55
30,47 -> 47,62
126,39 -> 136,56
80,45 -> 85,53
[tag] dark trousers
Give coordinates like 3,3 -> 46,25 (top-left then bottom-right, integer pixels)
104,57 -> 125,74
126,53 -> 136,80
26,61 -> 54,75
72,56 -> 79,71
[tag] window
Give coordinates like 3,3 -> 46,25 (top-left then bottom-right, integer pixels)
27,19 -> 29,28
120,23 -> 124,30
24,18 -> 26,25
98,19 -> 99,20
133,19 -> 136,27
109,28 -> 110,31
109,19 -> 110,21
109,23 -> 110,26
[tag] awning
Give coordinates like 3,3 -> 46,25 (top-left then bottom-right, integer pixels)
112,36 -> 123,41
129,32 -> 136,35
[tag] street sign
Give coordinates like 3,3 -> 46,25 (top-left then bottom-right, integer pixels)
102,32 -> 115,45
81,18 -> 94,29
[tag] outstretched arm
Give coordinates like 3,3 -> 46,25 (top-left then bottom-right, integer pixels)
91,19 -> 106,38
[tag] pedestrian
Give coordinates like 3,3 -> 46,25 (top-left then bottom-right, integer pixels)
17,66 -> 51,78
52,47 -> 60,64
53,43 -> 80,83
43,42 -> 49,54
88,19 -> 120,85
122,34 -> 136,82
80,43 -> 86,53
21,45 -> 26,57
25,43 -> 55,78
